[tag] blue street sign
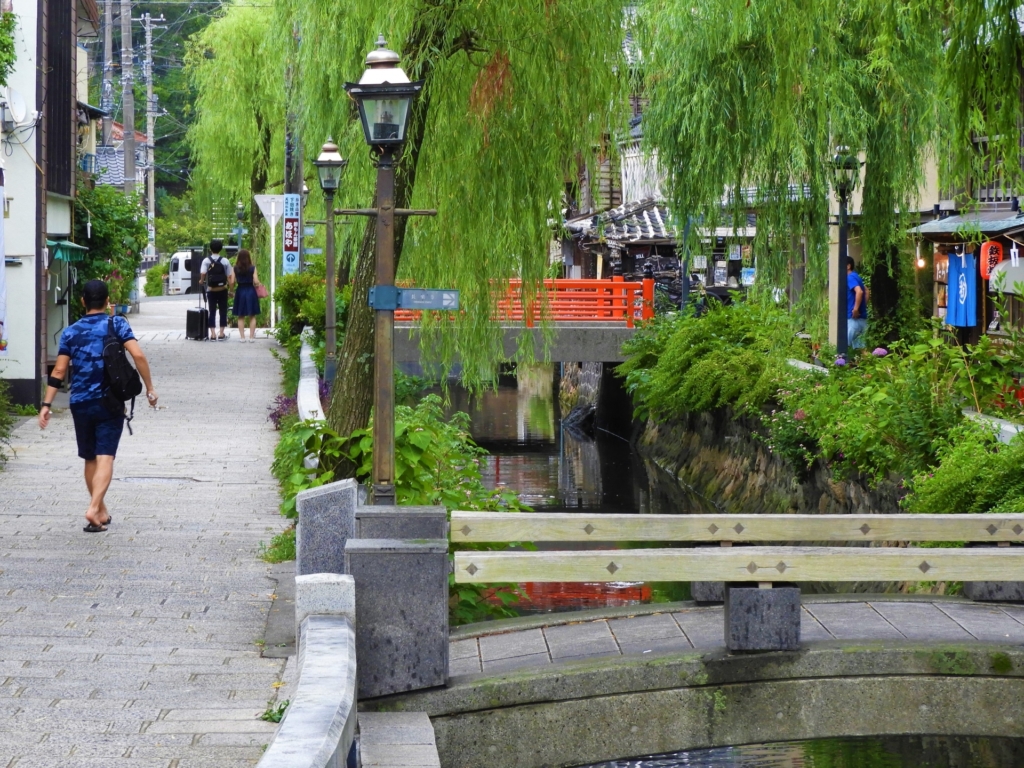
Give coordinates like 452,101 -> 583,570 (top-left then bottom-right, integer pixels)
304,226 -> 316,236
399,289 -> 460,310
368,287 -> 460,311
304,247 -> 323,255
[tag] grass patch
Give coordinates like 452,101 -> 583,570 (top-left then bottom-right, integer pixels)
260,526 -> 296,563
260,700 -> 289,723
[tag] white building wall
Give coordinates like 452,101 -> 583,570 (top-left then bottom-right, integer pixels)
1,0 -> 41,384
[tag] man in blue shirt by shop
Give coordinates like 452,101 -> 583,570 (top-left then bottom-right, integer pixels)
37,280 -> 158,532
847,257 -> 868,350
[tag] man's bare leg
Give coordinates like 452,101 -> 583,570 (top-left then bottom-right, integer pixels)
84,456 -> 114,526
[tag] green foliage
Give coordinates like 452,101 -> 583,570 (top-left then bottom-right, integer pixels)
275,270 -> 328,339
260,526 -> 296,563
0,12 -> 16,88
0,379 -> 15,468
144,262 -> 170,298
275,0 -> 628,386
259,700 -> 289,723
618,299 -> 803,421
904,427 -> 1024,514
11,403 -> 37,416
186,1 -> 285,210
154,191 -> 213,258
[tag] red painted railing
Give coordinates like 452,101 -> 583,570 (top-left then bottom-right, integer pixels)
394,278 -> 655,327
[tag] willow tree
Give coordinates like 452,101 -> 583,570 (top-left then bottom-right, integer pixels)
186,1 -> 285,234
642,0 -> 1024,338
277,0 -> 630,438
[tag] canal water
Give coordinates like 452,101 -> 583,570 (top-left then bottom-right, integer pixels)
573,735 -> 1024,767
443,364 -> 675,613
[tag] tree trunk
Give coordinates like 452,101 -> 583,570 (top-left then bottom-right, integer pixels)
326,222 -> 377,441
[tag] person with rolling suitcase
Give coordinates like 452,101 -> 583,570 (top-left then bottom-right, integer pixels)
200,239 -> 234,340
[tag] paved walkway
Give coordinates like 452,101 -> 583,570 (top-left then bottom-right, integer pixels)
0,297 -> 289,767
450,598 -> 1024,677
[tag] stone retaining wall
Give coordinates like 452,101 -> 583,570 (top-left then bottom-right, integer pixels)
637,408 -> 901,517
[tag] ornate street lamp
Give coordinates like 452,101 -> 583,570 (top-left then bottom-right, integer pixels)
345,36 -> 424,506
831,147 -> 860,357
314,139 -> 348,387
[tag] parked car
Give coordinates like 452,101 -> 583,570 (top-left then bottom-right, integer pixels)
167,247 -> 205,294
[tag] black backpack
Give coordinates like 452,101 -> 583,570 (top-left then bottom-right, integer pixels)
207,256 -> 228,289
102,316 -> 144,434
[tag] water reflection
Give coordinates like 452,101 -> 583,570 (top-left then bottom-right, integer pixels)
441,364 -> 654,614
442,364 -> 650,513
576,736 -> 1024,767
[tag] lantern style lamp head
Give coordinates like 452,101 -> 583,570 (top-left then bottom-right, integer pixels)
344,35 -> 424,148
831,147 -> 860,198
236,201 -> 245,222
314,139 -> 347,193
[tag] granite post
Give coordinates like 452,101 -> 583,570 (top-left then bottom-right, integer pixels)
294,573 -> 356,640
724,584 -> 801,652
296,478 -> 359,576
345,538 -> 449,698
356,506 -> 447,540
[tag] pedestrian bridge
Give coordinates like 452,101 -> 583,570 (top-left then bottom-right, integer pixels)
369,597 -> 1024,767
395,278 -> 655,364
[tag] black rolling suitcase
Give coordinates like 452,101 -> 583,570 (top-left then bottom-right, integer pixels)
186,292 -> 209,340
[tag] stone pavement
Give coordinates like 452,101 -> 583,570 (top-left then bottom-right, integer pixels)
449,597 -> 1024,677
0,296 -> 289,767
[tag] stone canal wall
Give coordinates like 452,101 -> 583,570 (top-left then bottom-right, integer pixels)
637,408 -> 902,517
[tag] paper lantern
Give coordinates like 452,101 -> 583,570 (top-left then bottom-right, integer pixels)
980,240 -> 1004,280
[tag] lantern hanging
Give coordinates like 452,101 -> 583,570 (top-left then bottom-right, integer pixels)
980,240 -> 1004,280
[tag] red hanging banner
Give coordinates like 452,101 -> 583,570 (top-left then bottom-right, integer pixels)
980,240 -> 1004,280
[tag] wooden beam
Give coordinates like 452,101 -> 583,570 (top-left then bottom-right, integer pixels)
450,512 -> 1024,543
453,546 -> 1024,584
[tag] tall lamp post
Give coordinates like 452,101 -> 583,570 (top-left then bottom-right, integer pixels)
345,36 -> 424,505
831,148 -> 859,357
314,140 -> 348,388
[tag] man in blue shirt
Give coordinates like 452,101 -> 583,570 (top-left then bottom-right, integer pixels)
37,280 -> 158,532
847,257 -> 868,350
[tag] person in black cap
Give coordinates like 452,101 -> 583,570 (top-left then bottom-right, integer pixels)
38,279 -> 158,532
200,239 -> 234,340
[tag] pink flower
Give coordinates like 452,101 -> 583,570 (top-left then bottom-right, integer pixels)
793,409 -> 807,421
872,347 -> 889,357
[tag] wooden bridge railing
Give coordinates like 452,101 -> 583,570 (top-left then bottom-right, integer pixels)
394,278 -> 656,327
450,512 -> 1024,584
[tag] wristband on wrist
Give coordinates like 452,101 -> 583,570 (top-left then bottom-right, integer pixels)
41,402 -> 52,409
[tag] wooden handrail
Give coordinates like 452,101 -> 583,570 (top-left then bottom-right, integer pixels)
450,512 -> 1024,543
453,546 -> 1024,584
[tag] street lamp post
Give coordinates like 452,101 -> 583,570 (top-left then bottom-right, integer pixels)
314,140 -> 348,388
235,201 -> 245,251
832,148 -> 859,358
345,36 -> 424,506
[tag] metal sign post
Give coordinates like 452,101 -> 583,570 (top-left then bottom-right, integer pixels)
254,194 -> 285,329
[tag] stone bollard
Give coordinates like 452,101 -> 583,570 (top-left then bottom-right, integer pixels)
294,573 -> 356,640
691,581 -> 725,604
724,584 -> 800,652
356,505 -> 447,540
296,478 -> 359,576
345,539 -> 449,699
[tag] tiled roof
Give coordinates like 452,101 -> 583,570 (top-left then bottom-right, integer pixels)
94,146 -> 125,187
566,198 -> 677,244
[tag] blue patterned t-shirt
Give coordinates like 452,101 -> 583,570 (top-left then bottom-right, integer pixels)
58,314 -> 136,404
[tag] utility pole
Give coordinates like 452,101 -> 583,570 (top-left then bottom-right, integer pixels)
120,0 -> 135,195
101,0 -> 113,143
144,12 -> 160,259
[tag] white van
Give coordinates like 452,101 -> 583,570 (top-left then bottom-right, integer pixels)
167,248 -> 203,294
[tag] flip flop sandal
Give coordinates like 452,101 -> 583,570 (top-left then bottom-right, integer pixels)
83,523 -> 107,533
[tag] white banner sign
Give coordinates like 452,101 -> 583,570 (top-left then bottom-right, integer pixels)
282,193 -> 301,275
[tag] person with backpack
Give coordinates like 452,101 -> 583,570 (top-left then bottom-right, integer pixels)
200,239 -> 235,340
37,279 -> 158,533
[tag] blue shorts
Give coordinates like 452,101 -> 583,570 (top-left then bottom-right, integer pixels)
70,398 -> 125,460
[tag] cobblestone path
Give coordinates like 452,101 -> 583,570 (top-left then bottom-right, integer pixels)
0,297 -> 289,767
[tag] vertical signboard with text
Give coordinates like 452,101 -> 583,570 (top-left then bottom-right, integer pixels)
282,193 -> 301,275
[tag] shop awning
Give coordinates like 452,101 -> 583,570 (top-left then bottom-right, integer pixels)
910,211 -> 1024,240
47,240 -> 89,262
